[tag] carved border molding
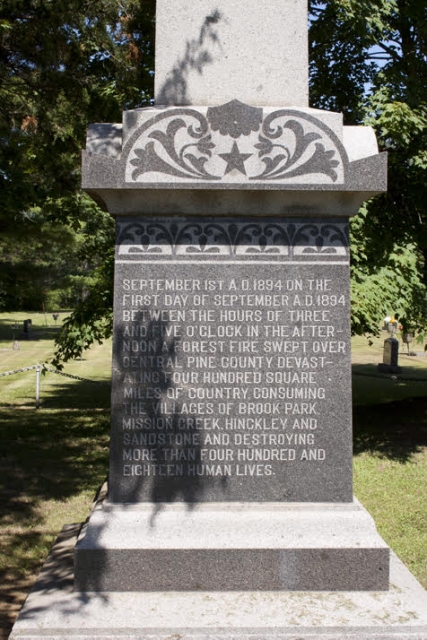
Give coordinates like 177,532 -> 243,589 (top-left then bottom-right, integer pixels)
116,219 -> 349,260
122,101 -> 349,187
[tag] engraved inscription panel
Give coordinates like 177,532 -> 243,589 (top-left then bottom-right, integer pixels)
110,217 -> 352,503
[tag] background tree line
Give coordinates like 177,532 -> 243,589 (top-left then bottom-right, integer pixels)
311,0 -> 427,336
0,0 -> 426,363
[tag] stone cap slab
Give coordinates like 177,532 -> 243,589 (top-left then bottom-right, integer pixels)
82,103 -> 386,214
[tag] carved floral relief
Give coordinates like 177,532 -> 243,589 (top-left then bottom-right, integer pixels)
123,100 -> 348,186
117,220 -> 349,260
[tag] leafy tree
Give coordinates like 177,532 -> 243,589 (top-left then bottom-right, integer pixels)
0,0 -> 155,220
2,0 -> 426,363
310,0 -> 427,337
0,0 -> 155,356
0,208 -> 79,310
50,199 -> 115,368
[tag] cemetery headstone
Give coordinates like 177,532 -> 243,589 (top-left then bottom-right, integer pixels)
378,337 -> 402,374
22,319 -> 32,339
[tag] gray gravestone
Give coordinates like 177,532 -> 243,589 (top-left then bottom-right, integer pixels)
378,337 -> 402,373
15,1 -> 427,638
383,338 -> 399,366
73,0 -> 391,594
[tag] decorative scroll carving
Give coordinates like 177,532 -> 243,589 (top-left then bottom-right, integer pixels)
252,115 -> 340,182
129,110 -> 219,181
117,220 -> 349,260
123,101 -> 348,185
206,101 -> 263,138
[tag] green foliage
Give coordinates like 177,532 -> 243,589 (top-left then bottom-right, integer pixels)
51,255 -> 114,370
0,0 -> 154,351
310,0 -> 427,338
0,208 -> 78,310
2,1 -> 427,359
0,194 -> 115,311
350,203 -> 427,336
49,194 -> 115,366
1,0 -> 155,228
0,0 -> 155,213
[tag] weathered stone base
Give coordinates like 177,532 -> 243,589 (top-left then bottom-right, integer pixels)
9,523 -> 427,640
73,496 -> 390,592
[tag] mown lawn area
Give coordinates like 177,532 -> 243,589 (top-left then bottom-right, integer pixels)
0,312 -> 112,639
352,331 -> 427,588
0,318 -> 426,639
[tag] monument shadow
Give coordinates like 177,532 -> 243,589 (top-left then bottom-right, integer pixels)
156,10 -> 223,105
110,316 -> 223,506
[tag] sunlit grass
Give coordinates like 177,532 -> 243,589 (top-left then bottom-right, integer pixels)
0,314 -> 112,637
352,334 -> 427,586
354,451 -> 427,586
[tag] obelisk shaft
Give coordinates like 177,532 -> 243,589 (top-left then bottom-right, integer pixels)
155,0 -> 308,107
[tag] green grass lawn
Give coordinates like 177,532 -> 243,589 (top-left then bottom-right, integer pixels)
0,313 -> 112,639
351,329 -> 427,587
1,317 -> 427,638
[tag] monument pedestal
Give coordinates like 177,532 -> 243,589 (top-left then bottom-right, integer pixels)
9,520 -> 427,640
75,495 -> 389,592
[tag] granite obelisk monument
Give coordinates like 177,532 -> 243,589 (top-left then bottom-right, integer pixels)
75,0 -> 390,592
10,1 -> 427,638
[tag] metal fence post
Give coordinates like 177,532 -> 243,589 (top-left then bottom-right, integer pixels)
35,364 -> 41,409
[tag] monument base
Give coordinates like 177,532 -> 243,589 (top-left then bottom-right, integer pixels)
74,494 -> 389,592
9,522 -> 427,640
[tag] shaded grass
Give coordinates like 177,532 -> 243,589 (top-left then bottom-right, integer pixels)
354,447 -> 427,588
0,323 -> 111,639
351,330 -> 427,582
0,406 -> 110,638
353,371 -> 427,587
351,335 -> 427,584
353,395 -> 427,461
0,407 -> 110,512
352,363 -> 427,405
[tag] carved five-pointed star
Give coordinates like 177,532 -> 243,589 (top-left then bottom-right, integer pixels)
218,142 -> 252,175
